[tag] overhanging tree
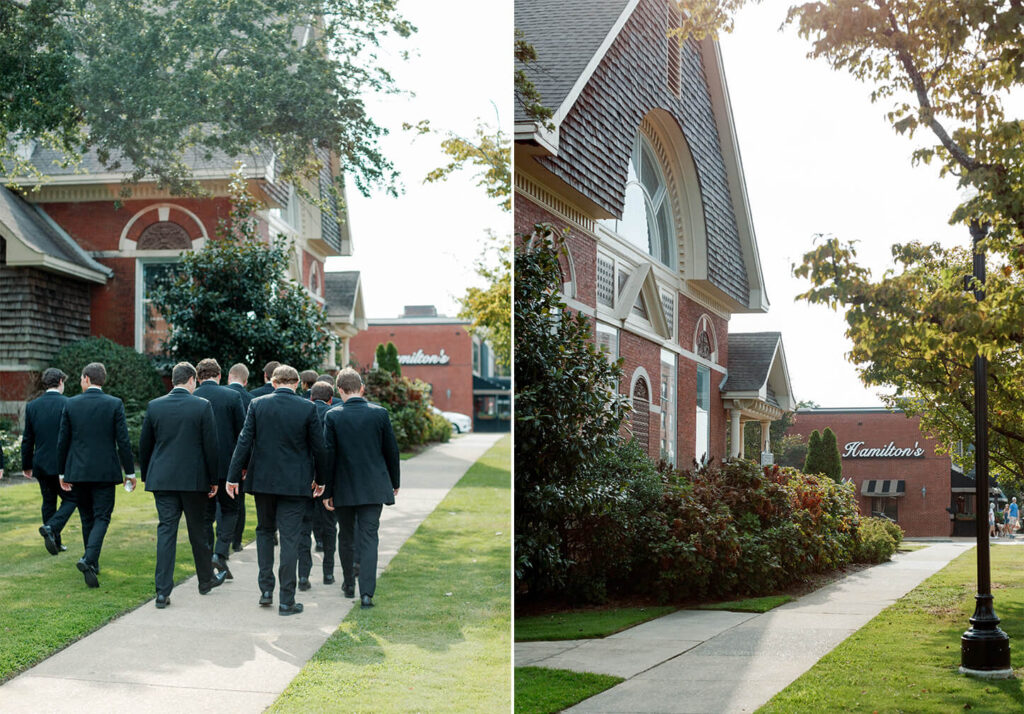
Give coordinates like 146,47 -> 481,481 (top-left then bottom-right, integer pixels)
1,0 -> 413,198
151,173 -> 334,377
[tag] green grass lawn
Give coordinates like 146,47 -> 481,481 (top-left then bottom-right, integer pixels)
270,435 -> 511,713
697,595 -> 793,613
515,667 -> 623,714
515,606 -> 677,642
0,480 -> 257,681
759,546 -> 1024,712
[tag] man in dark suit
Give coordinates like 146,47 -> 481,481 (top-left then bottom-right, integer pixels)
248,360 -> 280,399
297,381 -> 338,589
226,362 -> 253,552
140,362 -> 227,607
227,364 -> 328,615
299,370 -> 318,399
23,368 -> 77,555
56,362 -> 136,588
194,358 -> 245,579
323,368 -> 400,608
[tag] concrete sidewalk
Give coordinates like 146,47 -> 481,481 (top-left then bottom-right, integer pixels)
0,432 -> 503,714
516,541 -> 974,713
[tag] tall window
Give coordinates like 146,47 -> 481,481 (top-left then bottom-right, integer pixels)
660,349 -> 677,466
595,323 -> 619,363
696,364 -> 710,465
139,261 -> 181,355
598,134 -> 675,267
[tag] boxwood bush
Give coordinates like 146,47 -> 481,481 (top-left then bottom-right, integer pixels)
853,516 -> 903,563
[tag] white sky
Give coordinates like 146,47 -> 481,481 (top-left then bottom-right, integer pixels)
720,0 -> 971,408
325,0 -> 511,320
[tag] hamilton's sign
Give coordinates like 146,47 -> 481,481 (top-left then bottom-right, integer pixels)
842,441 -> 925,459
398,348 -> 451,366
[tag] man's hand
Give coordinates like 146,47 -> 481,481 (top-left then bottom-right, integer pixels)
323,497 -> 334,511
241,468 -> 247,481
394,488 -> 399,497
208,484 -> 219,498
312,483 -> 325,498
23,469 -> 33,479
0,469 -> 4,480
124,475 -> 137,492
225,481 -> 239,499
59,476 -> 72,492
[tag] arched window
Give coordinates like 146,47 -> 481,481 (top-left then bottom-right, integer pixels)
600,133 -> 676,267
631,375 -> 651,454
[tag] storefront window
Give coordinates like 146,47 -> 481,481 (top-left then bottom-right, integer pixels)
660,349 -> 676,466
696,364 -> 710,465
871,497 -> 899,521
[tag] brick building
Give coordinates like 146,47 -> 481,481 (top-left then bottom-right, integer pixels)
515,0 -> 793,465
789,408 -> 1004,537
0,145 -> 363,419
348,306 -> 510,432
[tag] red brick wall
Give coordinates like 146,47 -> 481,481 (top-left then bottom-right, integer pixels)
514,196 -> 597,309
348,324 -> 473,416
90,258 -> 136,346
788,411 -> 952,537
619,330 -> 661,460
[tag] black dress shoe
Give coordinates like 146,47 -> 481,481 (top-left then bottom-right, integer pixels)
323,573 -> 335,585
298,577 -> 311,591
199,570 -> 228,594
343,585 -> 355,599
155,594 -> 170,609
40,525 -> 59,555
77,558 -> 99,588
211,553 -> 233,580
259,591 -> 273,606
232,543 -> 244,553
360,594 -> 374,608
279,602 -> 304,616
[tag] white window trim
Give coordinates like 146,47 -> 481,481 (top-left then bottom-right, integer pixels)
135,256 -> 183,353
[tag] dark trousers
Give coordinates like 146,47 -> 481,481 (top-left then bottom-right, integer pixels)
338,504 -> 383,597
254,494 -> 307,606
206,480 -> 239,558
315,500 -> 337,576
232,491 -> 247,548
153,491 -> 216,597
298,499 -> 314,580
74,482 -> 116,568
38,473 -> 78,546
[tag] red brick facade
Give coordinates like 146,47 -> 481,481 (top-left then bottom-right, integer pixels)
348,323 -> 473,416
789,410 -> 953,537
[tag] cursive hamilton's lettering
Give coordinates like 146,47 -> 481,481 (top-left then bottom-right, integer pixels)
842,441 -> 926,459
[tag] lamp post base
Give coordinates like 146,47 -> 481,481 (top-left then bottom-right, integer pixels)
961,610 -> 1012,676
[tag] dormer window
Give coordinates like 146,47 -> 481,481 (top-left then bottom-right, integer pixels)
599,133 -> 676,268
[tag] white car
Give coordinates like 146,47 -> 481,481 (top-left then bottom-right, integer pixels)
431,406 -> 472,434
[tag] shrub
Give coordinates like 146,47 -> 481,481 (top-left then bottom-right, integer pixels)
427,411 -> 452,443
363,368 -> 446,451
53,337 -> 164,411
853,516 -> 901,563
1,422 -> 22,473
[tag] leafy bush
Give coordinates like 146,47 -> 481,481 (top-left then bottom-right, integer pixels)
427,411 -> 452,443
854,516 -> 902,563
363,368 -> 446,451
1,426 -> 22,473
53,337 -> 164,412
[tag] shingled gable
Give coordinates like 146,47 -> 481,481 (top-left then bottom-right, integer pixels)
0,185 -> 111,284
324,270 -> 366,328
515,0 -> 767,313
722,332 -> 794,411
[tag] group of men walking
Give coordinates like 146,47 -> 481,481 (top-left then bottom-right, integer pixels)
16,358 -> 401,616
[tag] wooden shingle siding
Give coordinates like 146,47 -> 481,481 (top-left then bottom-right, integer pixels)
0,267 -> 90,364
537,0 -> 749,305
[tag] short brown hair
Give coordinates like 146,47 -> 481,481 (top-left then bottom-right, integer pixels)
310,382 -> 334,402
263,360 -> 281,380
336,367 -> 362,395
196,358 -> 221,381
41,368 -> 68,389
299,369 -> 318,388
228,363 -> 249,382
271,364 -> 300,385
316,373 -> 334,384
171,361 -> 197,386
82,362 -> 106,386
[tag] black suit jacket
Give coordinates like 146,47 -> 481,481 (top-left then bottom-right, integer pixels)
227,382 -> 253,412
313,399 -> 332,429
249,383 -> 274,398
227,387 -> 328,497
57,388 -> 135,482
324,397 -> 400,506
139,388 -> 219,491
22,391 -> 69,476
193,381 -> 245,481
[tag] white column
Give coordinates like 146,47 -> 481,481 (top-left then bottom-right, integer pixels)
730,408 -> 742,459
329,339 -> 337,369
760,420 -> 771,453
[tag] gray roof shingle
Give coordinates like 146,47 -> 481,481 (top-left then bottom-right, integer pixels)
324,270 -> 359,317
722,332 -> 781,393
0,185 -> 111,281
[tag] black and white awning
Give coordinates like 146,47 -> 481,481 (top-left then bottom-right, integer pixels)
861,479 -> 906,497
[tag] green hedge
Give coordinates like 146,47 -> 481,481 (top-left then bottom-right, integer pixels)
52,337 -> 164,412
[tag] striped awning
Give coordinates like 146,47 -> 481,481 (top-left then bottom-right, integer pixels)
861,479 -> 906,497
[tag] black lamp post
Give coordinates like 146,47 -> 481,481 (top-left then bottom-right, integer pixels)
960,218 -> 1012,677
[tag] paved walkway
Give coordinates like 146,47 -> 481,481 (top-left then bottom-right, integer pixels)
0,432 -> 503,714
517,541 -> 976,713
